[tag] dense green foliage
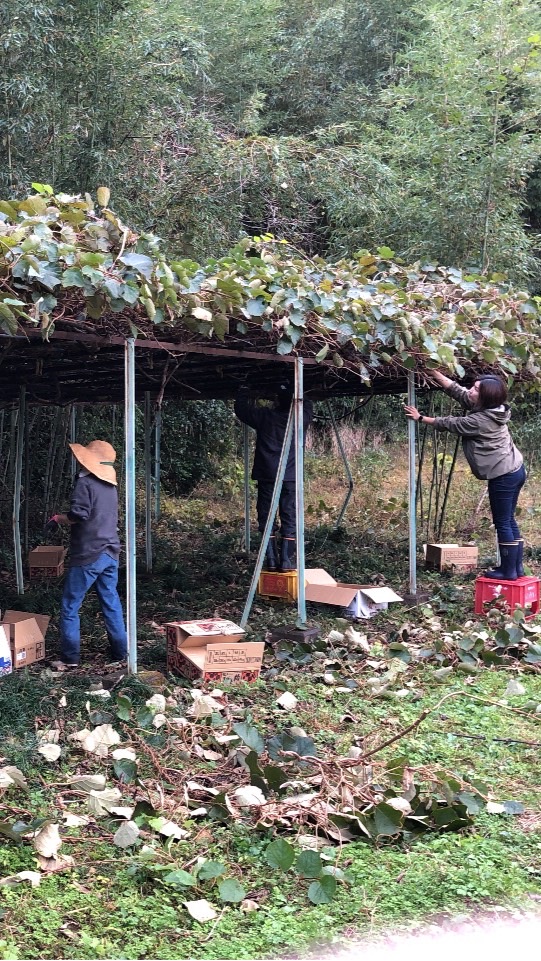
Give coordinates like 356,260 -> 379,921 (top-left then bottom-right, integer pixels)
1,0 -> 541,284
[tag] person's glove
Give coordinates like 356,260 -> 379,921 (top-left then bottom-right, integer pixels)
45,514 -> 61,532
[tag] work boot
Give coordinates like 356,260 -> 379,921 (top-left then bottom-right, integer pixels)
516,539 -> 525,578
485,542 -> 519,581
280,537 -> 297,572
264,535 -> 278,572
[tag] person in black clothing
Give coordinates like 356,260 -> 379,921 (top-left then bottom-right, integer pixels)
235,385 -> 313,572
46,439 -> 127,669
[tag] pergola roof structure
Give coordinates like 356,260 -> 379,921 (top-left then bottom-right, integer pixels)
0,328 -> 410,406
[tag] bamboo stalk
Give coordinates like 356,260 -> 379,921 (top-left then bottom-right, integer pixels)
43,408 -> 62,522
436,435 -> 460,540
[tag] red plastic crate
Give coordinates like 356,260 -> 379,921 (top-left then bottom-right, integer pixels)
474,575 -> 540,619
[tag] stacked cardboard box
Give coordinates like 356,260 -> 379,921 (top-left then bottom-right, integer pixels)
28,546 -> 66,579
165,618 -> 264,683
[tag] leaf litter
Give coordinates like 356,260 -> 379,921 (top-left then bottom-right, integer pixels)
0,606 -> 536,919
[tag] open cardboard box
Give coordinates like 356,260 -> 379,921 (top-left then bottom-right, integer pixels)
1,610 -> 49,669
28,545 -> 66,578
165,618 -> 264,683
426,543 -> 478,572
305,569 -> 402,619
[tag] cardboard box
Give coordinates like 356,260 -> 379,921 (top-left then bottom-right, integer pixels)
28,546 -> 66,578
258,570 -> 298,602
2,610 -> 49,669
165,618 -> 245,649
426,544 -> 478,572
304,568 -> 402,619
165,618 -> 264,683
0,625 -> 12,676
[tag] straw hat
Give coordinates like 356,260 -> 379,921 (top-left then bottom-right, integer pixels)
69,440 -> 117,485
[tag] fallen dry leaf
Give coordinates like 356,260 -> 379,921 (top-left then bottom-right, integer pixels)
69,724 -> 120,757
276,692 -> 298,711
33,823 -> 62,859
113,820 -> 140,848
0,871 -> 41,888
111,748 -> 137,761
240,899 -> 259,913
88,787 -> 122,816
233,785 -> 266,807
0,765 -> 27,791
37,853 -> 74,874
183,899 -> 218,923
69,774 -> 106,793
38,743 -> 61,762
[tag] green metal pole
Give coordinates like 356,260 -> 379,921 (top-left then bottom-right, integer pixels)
240,406 -> 294,629
407,372 -> 417,596
154,407 -> 161,520
295,358 -> 306,626
125,340 -> 137,674
13,388 -> 25,595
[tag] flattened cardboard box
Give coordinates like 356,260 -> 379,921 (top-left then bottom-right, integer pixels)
426,543 -> 478,572
304,568 -> 402,619
28,546 -> 66,578
165,618 -> 264,683
2,610 -> 49,668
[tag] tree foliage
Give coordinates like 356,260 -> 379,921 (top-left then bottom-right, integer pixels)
1,0 -> 541,284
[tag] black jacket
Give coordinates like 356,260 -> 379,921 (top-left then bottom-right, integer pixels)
67,473 -> 121,567
235,398 -> 313,482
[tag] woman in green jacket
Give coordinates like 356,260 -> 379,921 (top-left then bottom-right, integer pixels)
404,371 -> 526,581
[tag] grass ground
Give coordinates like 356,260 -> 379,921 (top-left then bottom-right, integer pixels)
0,443 -> 540,960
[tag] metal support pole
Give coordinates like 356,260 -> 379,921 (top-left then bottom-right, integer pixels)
69,405 -> 76,483
327,400 -> 354,529
13,388 -> 25,595
240,405 -> 295,629
23,400 -> 30,554
154,407 -> 161,520
295,359 -> 307,626
407,372 -> 417,596
125,339 -> 137,674
144,391 -> 152,573
243,423 -> 251,553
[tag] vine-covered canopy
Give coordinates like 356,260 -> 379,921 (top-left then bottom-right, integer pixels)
0,187 -> 540,403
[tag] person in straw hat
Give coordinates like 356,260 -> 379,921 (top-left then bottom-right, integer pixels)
47,439 -> 127,669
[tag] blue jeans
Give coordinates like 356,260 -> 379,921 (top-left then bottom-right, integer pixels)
60,552 -> 127,664
487,464 -> 526,543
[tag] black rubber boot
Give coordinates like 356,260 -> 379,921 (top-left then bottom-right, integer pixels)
280,537 -> 297,572
485,542 -> 519,581
516,539 -> 525,578
264,535 -> 278,572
